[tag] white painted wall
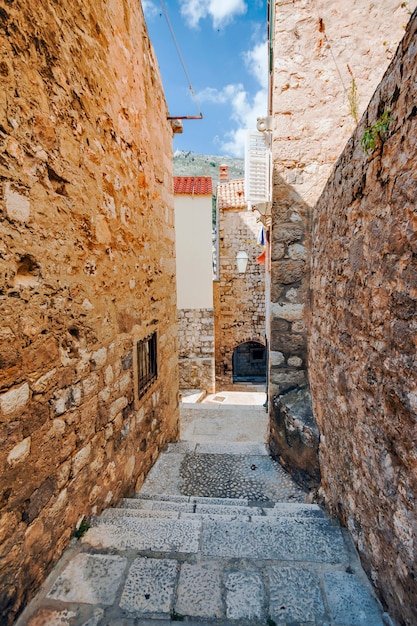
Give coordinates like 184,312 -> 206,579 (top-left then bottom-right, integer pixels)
175,194 -> 213,309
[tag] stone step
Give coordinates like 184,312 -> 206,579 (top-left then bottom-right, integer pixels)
38,552 -> 385,626
101,507 -> 253,522
101,507 -> 181,520
162,440 -> 270,455
116,495 -> 325,519
85,516 -> 202,554
132,493 -> 250,505
84,512 -> 344,564
132,492 -> 193,502
126,495 -> 261,516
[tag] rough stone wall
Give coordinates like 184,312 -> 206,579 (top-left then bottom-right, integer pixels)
268,0 -> 415,486
310,11 -> 417,625
0,1 -> 179,622
178,308 -> 215,393
214,199 -> 266,390
270,0 -> 415,397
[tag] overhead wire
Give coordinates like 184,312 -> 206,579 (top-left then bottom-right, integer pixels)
158,0 -> 203,119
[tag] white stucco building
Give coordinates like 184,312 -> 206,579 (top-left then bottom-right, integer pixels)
174,176 -> 215,392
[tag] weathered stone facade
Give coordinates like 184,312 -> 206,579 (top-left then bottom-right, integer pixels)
214,178 -> 266,389
178,308 -> 215,393
310,11 -> 417,625
268,0 -> 415,488
0,1 -> 179,622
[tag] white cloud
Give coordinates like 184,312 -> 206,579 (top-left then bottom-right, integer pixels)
244,40 -> 268,90
197,83 -> 245,105
197,39 -> 268,157
179,0 -> 247,29
220,86 -> 267,156
142,0 -> 159,19
198,82 -> 267,157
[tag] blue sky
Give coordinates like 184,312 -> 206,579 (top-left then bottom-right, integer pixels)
142,0 -> 268,157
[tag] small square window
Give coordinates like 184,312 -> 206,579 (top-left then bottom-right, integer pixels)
136,332 -> 158,399
251,348 -> 265,362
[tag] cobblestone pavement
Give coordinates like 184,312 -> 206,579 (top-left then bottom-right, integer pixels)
15,400 -> 390,626
139,441 -> 306,503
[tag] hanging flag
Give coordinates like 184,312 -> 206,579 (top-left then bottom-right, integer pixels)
256,250 -> 266,264
257,225 -> 265,247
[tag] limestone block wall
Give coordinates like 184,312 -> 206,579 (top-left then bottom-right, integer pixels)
310,11 -> 417,625
214,200 -> 266,390
268,0 -> 415,488
178,308 -> 215,393
0,1 -> 179,622
269,0 -> 415,400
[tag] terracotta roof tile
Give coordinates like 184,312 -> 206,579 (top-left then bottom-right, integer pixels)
174,176 -> 212,195
216,178 -> 246,209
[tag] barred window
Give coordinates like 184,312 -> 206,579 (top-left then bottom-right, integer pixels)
137,332 -> 158,399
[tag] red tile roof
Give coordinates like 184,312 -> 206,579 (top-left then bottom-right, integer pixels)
174,176 -> 213,195
216,178 -> 246,209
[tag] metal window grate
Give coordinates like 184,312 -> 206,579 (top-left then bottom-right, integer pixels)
137,332 -> 158,399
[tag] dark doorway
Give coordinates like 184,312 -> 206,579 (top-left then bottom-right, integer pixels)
232,341 -> 266,383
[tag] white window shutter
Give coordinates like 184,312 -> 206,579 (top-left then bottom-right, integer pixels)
244,130 -> 272,209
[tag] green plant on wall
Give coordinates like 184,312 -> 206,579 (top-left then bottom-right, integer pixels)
73,517 -> 90,538
360,110 -> 393,153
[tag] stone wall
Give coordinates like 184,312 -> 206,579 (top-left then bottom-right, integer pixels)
0,1 -> 179,622
268,0 -> 415,489
214,187 -> 266,390
310,11 -> 417,625
178,308 -> 215,393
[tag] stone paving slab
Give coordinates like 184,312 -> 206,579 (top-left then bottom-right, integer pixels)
139,451 -> 184,495
225,570 -> 264,620
269,502 -> 325,517
180,404 -> 267,443
269,565 -> 326,624
131,494 -> 191,503
102,508 -> 180,520
148,500 -> 195,512
175,562 -> 223,619
180,512 -> 251,522
16,397 -> 389,626
202,391 -> 266,405
195,442 -> 268,455
119,558 -> 178,616
201,518 -> 348,563
17,527 -> 385,626
195,503 -> 263,516
47,553 -> 127,605
83,517 -> 201,553
192,496 -> 250,506
323,570 -> 385,626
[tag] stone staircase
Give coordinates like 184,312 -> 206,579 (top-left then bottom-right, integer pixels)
17,441 -> 388,626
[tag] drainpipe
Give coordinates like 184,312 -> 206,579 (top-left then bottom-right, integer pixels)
267,0 -> 274,117
265,0 -> 274,413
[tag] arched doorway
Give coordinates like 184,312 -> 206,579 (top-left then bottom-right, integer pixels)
232,341 -> 266,383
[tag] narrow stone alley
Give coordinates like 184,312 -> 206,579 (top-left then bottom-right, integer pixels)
16,393 -> 388,626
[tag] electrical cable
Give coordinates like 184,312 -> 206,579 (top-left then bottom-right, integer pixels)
318,18 -> 348,102
159,0 -> 203,119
